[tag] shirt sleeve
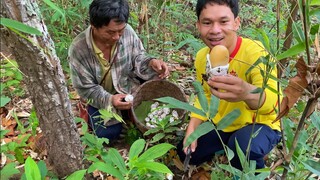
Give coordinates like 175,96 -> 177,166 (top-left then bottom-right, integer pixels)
127,26 -> 158,80
68,37 -> 113,110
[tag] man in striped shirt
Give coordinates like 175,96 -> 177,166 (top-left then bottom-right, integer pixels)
69,0 -> 169,140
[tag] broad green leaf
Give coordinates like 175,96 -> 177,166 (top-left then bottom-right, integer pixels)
0,129 -> 10,138
66,170 -> 86,180
255,172 -> 271,179
283,118 -> 294,149
143,127 -> 161,136
193,81 -> 208,112
163,127 -> 180,133
310,112 -> 320,131
292,21 -> 305,43
25,157 -> 41,180
250,87 -> 263,94
99,109 -> 114,119
302,160 -> 320,176
88,162 -> 124,180
112,110 -> 125,123
43,0 -> 66,24
276,43 -> 305,60
170,119 -> 182,127
0,96 -> 11,107
235,139 -> 248,172
136,161 -> 172,174
265,84 -> 281,95
249,160 -> 256,171
85,156 -> 100,163
75,117 -> 88,134
246,56 -> 263,76
251,127 -> 262,138
218,164 -> 243,177
0,83 -> 6,92
208,95 -> 219,119
0,18 -> 42,35
310,24 -> 319,35
225,146 -> 234,161
150,133 -> 165,143
37,160 -> 48,179
0,162 -> 20,180
311,0 -> 320,5
129,139 -> 145,160
175,38 -> 203,54
216,109 -> 241,130
310,8 -> 320,20
108,148 -> 128,174
138,143 -> 174,162
255,167 -> 284,173
156,97 -> 205,117
15,148 -> 25,164
255,29 -> 270,52
134,100 -> 153,122
184,121 -> 215,148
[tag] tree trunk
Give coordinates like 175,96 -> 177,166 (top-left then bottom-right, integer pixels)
1,0 -> 83,177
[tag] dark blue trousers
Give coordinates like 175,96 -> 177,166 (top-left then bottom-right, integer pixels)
177,124 -> 281,170
87,105 -> 123,140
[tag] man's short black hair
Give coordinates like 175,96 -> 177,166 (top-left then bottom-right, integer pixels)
89,0 -> 129,28
196,0 -> 239,19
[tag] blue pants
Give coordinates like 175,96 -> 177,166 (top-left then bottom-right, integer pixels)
87,105 -> 123,140
177,124 -> 281,170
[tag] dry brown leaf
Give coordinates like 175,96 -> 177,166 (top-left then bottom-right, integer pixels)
106,176 -> 117,180
29,133 -> 47,155
92,170 -> 101,178
0,107 -> 9,119
276,57 -> 309,120
173,158 -> 184,171
3,138 -> 15,145
175,65 -> 186,71
315,34 -> 320,58
1,117 -> 17,136
191,168 -> 210,180
316,62 -> 320,75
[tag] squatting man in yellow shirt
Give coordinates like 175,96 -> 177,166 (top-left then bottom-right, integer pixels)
177,0 -> 282,170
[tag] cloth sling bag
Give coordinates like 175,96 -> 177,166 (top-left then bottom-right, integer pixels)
78,49 -> 118,123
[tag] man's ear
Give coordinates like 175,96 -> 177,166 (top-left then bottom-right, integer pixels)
234,17 -> 241,31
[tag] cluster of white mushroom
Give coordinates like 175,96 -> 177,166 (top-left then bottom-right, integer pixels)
145,102 -> 179,128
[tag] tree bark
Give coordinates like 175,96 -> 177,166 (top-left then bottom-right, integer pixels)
1,0 -> 83,177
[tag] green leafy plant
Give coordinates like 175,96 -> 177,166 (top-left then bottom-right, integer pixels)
217,140 -> 271,180
76,114 -> 175,179
0,58 -> 24,105
0,162 -> 20,180
0,17 -> 42,35
124,122 -> 143,145
157,81 -> 242,174
21,157 -> 46,180
40,0 -> 90,73
87,138 -> 174,180
0,130 -> 31,165
75,117 -> 110,163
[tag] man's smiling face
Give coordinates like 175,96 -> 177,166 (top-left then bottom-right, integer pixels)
196,2 -> 240,53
